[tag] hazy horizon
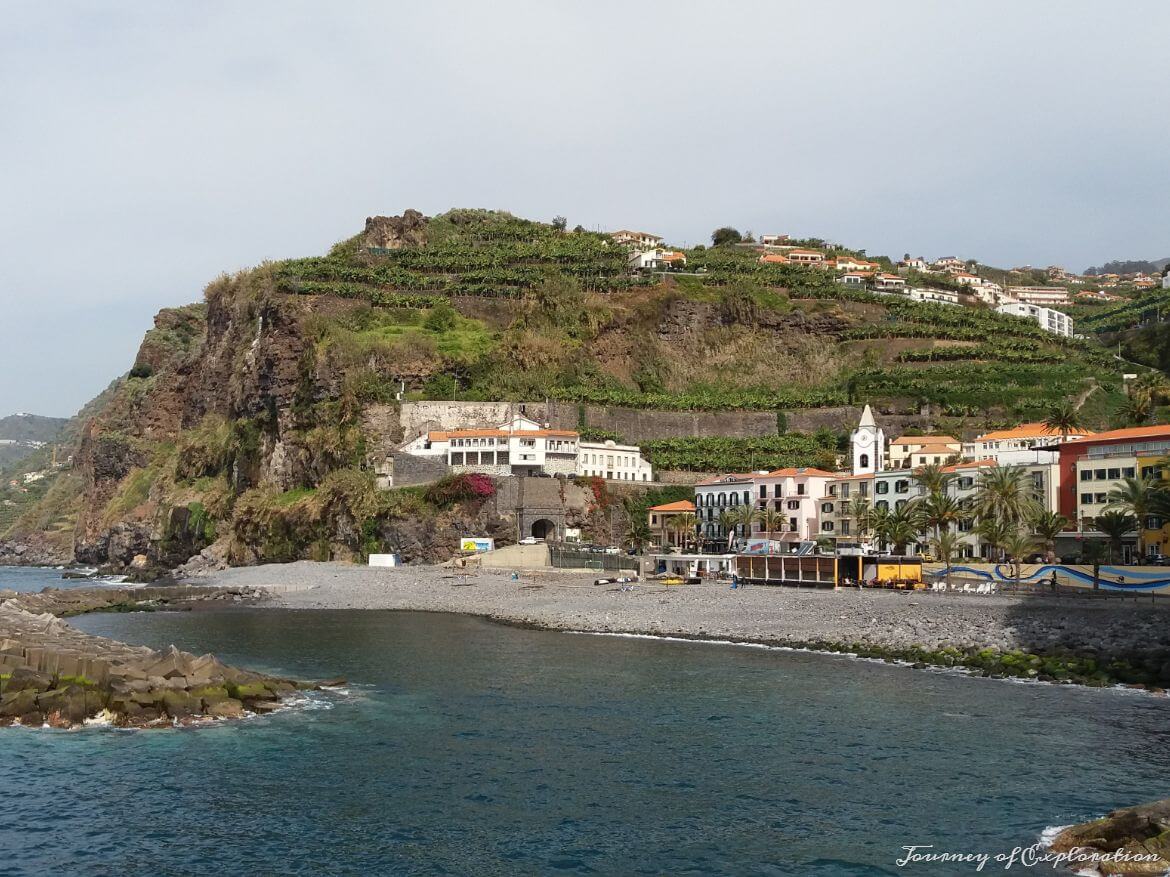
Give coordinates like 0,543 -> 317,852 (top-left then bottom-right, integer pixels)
3,1 -> 1169,417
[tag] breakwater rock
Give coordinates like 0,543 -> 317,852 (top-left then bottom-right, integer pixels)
0,586 -> 330,729
1048,799 -> 1170,875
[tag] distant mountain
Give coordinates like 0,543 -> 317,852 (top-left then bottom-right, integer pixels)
0,413 -> 69,468
1083,257 -> 1170,276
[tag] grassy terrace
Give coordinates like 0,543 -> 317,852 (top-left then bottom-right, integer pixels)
261,210 -> 1126,419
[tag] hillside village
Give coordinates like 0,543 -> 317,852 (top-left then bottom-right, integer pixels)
2,207 -> 1169,576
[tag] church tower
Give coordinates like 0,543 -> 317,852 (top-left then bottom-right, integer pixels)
850,404 -> 884,475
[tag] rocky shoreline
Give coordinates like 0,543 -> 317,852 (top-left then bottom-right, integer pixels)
1047,798 -> 1170,876
0,585 -> 337,729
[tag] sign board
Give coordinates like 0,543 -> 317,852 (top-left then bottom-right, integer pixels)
741,539 -> 786,555
460,537 -> 495,553
368,553 -> 402,567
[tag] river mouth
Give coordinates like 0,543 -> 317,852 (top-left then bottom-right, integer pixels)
5,607 -> 1167,876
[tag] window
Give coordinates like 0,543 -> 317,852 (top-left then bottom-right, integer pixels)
822,503 -> 834,514
797,484 -> 806,496
1081,493 -> 1093,505
1107,468 -> 1121,480
787,500 -> 800,510
759,485 -> 768,498
1124,467 -> 1136,478
451,452 -> 464,464
828,485 -> 837,496
822,521 -> 834,532
789,517 -> 798,531
958,477 -> 973,489
876,482 -> 889,495
1080,470 -> 1092,481
1095,493 -> 1107,504
744,491 -> 751,505
651,515 -> 658,525
859,454 -> 869,469
841,522 -> 851,535
859,483 -> 869,497
1094,469 -> 1106,480
895,480 -> 909,493
876,500 -> 889,511
841,485 -> 850,499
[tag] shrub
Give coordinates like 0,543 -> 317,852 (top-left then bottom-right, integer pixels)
423,473 -> 496,506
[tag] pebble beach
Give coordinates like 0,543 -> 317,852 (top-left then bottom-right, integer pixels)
199,561 -> 1170,656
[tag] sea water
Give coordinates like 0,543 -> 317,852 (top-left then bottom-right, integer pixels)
2,608 -> 1168,875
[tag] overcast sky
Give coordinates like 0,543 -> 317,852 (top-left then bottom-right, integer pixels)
3,1 -> 1168,416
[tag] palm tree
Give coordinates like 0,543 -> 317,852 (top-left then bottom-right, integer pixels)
759,508 -> 785,546
1106,476 -> 1158,556
913,491 -> 962,538
1081,539 -> 1107,591
1043,400 -> 1083,440
930,530 -> 962,591
869,505 -> 892,553
1118,393 -> 1153,427
845,496 -> 872,541
973,465 -> 1039,528
673,512 -> 698,551
976,515 -> 1012,563
1001,529 -> 1039,586
734,504 -> 760,543
1093,510 -> 1137,562
1030,510 -> 1069,563
885,507 -> 919,555
625,516 -> 651,553
912,462 -> 954,496
717,509 -> 737,547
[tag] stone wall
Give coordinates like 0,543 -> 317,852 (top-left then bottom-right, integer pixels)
389,452 -> 449,488
397,400 -> 958,446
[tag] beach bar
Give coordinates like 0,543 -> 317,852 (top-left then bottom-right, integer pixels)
734,554 -> 923,589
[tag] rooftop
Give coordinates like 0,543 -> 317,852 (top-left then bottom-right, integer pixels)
1063,425 -> 1170,446
972,422 -> 1091,442
891,435 -> 959,446
648,500 -> 695,513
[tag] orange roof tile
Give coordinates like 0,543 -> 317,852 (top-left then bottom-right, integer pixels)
913,444 -> 960,455
891,435 -> 959,446
1063,425 -> 1170,445
941,458 -> 998,473
649,500 -> 696,512
761,467 -> 836,478
972,422 -> 1092,442
759,254 -> 789,264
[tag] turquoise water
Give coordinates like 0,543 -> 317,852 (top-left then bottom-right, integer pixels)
0,565 -> 118,593
2,608 -> 1169,876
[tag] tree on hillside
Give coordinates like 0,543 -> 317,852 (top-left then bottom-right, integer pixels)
1043,400 -> 1084,440
625,516 -> 651,553
1093,510 -> 1137,562
551,216 -> 567,232
1118,393 -> 1153,426
711,227 -> 743,247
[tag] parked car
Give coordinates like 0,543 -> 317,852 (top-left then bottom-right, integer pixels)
519,536 -> 539,545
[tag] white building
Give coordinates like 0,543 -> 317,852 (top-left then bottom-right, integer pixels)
753,467 -> 836,542
874,273 -> 907,291
629,248 -> 686,271
887,435 -> 961,469
996,301 -> 1074,337
1005,286 -> 1070,306
850,404 -> 885,474
577,439 -> 654,482
610,229 -> 663,250
907,287 -> 960,306
694,474 -> 759,544
760,234 -> 789,246
1162,273 -> 1170,290
962,422 -> 1092,466
400,416 -> 652,481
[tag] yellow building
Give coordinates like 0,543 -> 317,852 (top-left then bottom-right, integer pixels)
1138,455 -> 1170,558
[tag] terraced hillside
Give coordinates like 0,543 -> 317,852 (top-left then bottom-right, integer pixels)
269,209 -> 1125,420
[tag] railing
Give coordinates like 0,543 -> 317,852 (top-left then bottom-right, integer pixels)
549,547 -> 639,572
